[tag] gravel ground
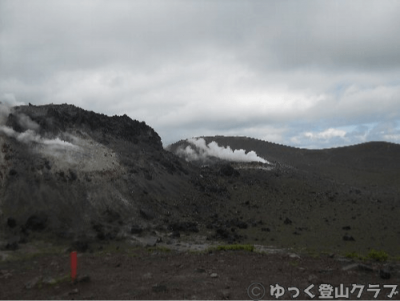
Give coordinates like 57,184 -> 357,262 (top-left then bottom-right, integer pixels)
1,242 -> 399,300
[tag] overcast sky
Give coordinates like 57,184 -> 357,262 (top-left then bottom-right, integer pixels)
1,0 -> 400,148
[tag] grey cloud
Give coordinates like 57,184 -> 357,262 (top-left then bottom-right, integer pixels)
242,2 -> 400,73
6,0 -> 399,82
1,0 -> 400,149
1,1 -> 246,79
2,2 -> 399,79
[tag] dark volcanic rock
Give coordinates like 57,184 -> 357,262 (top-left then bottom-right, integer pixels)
7,217 -> 17,228
7,104 -> 163,148
8,169 -> 17,176
343,234 -> 355,241
219,164 -> 240,177
235,221 -> 248,229
71,240 -> 89,252
380,269 -> 391,279
130,225 -> 143,234
169,222 -> 199,233
68,169 -> 78,181
170,231 -> 180,238
24,214 -> 48,231
91,222 -> 111,240
214,227 -> 241,243
5,241 -> 19,251
215,228 -> 230,239
103,208 -> 121,223
140,209 -> 155,220
284,217 -> 292,225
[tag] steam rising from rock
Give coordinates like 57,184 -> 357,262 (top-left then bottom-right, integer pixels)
0,126 -> 77,149
0,102 -> 12,125
177,138 -> 268,163
0,102 -> 78,150
17,113 -> 40,131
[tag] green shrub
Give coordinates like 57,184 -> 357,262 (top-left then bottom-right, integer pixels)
345,251 -> 363,260
366,249 -> 389,262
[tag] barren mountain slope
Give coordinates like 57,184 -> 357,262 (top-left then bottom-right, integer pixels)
169,136 -> 400,190
168,136 -> 400,255
0,104 -> 197,240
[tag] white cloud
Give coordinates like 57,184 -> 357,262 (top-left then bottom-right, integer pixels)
1,0 -> 400,148
304,128 -> 347,140
288,121 -> 400,149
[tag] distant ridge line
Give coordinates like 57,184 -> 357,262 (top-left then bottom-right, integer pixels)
167,135 -> 399,151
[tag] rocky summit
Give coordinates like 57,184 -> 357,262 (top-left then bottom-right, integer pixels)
1,104 -> 400,257
0,104 -> 196,242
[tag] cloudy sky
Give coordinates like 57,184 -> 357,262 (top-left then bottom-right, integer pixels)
1,0 -> 400,148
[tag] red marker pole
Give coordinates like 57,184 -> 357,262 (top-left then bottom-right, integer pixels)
70,251 -> 77,281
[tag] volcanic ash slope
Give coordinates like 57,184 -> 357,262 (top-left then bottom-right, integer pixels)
0,104 -> 193,238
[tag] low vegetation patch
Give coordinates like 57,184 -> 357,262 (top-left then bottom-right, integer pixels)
345,249 -> 389,262
345,251 -> 364,260
366,249 -> 389,262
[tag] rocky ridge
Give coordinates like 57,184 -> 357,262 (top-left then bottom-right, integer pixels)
0,104 -> 195,244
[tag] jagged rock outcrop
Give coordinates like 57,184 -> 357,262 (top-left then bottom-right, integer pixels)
0,104 -> 193,240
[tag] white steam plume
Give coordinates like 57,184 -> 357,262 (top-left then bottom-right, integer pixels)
0,94 -> 24,125
0,126 -> 78,149
17,114 -> 40,131
0,103 -> 78,150
177,138 -> 269,163
0,102 -> 12,125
